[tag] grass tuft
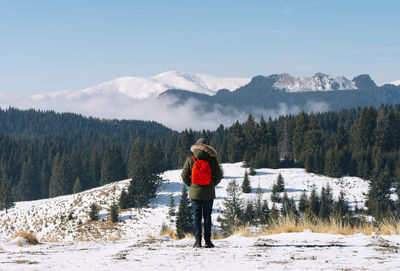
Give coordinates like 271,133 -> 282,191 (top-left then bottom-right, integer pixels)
160,227 -> 178,240
13,231 -> 39,245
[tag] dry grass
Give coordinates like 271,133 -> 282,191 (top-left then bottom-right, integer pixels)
146,234 -> 156,239
184,233 -> 194,239
0,246 -> 3,251
13,231 -> 39,245
257,216 -> 397,236
107,235 -> 122,241
232,224 -> 254,237
17,240 -> 23,247
159,227 -> 179,240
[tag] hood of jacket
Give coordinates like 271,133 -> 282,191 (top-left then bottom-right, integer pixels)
190,143 -> 217,158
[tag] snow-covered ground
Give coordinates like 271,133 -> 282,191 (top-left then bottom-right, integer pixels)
1,163 -> 399,270
1,232 -> 400,270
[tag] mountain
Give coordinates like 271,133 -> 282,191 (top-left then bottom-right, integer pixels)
389,80 -> 400,86
163,73 -> 400,117
31,71 -> 251,100
270,72 -> 357,92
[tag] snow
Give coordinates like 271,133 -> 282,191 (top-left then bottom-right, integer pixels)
0,162 -> 399,270
31,71 -> 251,101
272,73 -> 357,92
388,80 -> 400,86
1,233 -> 399,270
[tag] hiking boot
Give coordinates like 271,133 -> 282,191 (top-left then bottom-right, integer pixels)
204,240 -> 214,248
193,239 -> 202,248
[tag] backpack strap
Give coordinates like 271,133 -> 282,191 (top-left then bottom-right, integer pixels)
191,155 -> 198,162
207,156 -> 212,162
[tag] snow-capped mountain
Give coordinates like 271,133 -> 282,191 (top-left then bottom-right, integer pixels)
271,73 -> 357,92
389,80 -> 400,86
32,71 -> 251,100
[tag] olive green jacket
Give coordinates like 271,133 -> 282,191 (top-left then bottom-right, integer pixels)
181,143 -> 223,200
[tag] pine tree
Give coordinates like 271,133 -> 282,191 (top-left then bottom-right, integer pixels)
49,154 -> 74,197
110,202 -> 119,223
243,200 -> 256,225
0,174 -> 15,213
292,111 -> 309,161
89,203 -> 99,221
127,166 -> 162,207
15,157 -> 41,201
333,191 -> 350,220
100,144 -> 126,185
242,171 -> 252,193
269,204 -> 279,223
168,194 -> 176,218
366,165 -> 393,220
319,185 -> 333,219
118,188 -> 129,209
227,121 -> 245,163
73,177 -> 82,194
261,200 -> 270,225
324,148 -> 342,178
298,190 -> 309,213
176,185 -> 193,239
275,173 -> 285,192
307,186 -> 320,217
218,179 -> 244,235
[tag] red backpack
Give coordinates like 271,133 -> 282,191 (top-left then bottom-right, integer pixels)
191,155 -> 212,185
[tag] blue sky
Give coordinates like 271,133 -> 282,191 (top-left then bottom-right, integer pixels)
1,0 -> 399,95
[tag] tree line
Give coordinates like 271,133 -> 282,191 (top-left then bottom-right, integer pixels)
1,105 -> 400,220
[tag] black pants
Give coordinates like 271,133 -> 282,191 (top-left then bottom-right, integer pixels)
191,199 -> 214,241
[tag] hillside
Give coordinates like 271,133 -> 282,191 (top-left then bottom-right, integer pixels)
0,163 -> 373,242
1,163 -> 400,270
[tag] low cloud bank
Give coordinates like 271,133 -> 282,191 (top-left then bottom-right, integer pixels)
0,92 -> 329,131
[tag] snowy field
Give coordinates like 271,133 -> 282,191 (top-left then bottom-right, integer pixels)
1,162 -> 399,270
1,232 -> 400,270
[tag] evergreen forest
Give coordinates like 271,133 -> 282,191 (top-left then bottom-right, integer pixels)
0,105 -> 400,219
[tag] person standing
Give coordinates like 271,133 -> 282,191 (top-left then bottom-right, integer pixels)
181,138 -> 223,248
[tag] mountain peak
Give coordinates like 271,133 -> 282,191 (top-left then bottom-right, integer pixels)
352,74 -> 377,89
270,73 -> 356,92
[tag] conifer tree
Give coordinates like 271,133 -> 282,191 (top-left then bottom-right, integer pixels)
227,121 -> 245,163
218,179 -> 244,235
292,111 -> 309,161
100,144 -> 126,185
89,203 -> 99,221
242,171 -> 252,193
168,194 -> 176,218
243,200 -> 256,225
110,202 -> 119,223
366,165 -> 393,220
176,185 -> 193,239
269,204 -> 279,223
15,157 -> 41,201
39,162 -> 51,198
49,154 -> 74,197
0,174 -> 14,213
333,191 -> 350,220
307,186 -> 320,217
118,188 -> 129,209
275,173 -> 285,192
127,166 -> 162,207
261,200 -> 270,224
73,177 -> 82,194
324,148 -> 342,178
298,190 -> 309,213
319,185 -> 333,219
